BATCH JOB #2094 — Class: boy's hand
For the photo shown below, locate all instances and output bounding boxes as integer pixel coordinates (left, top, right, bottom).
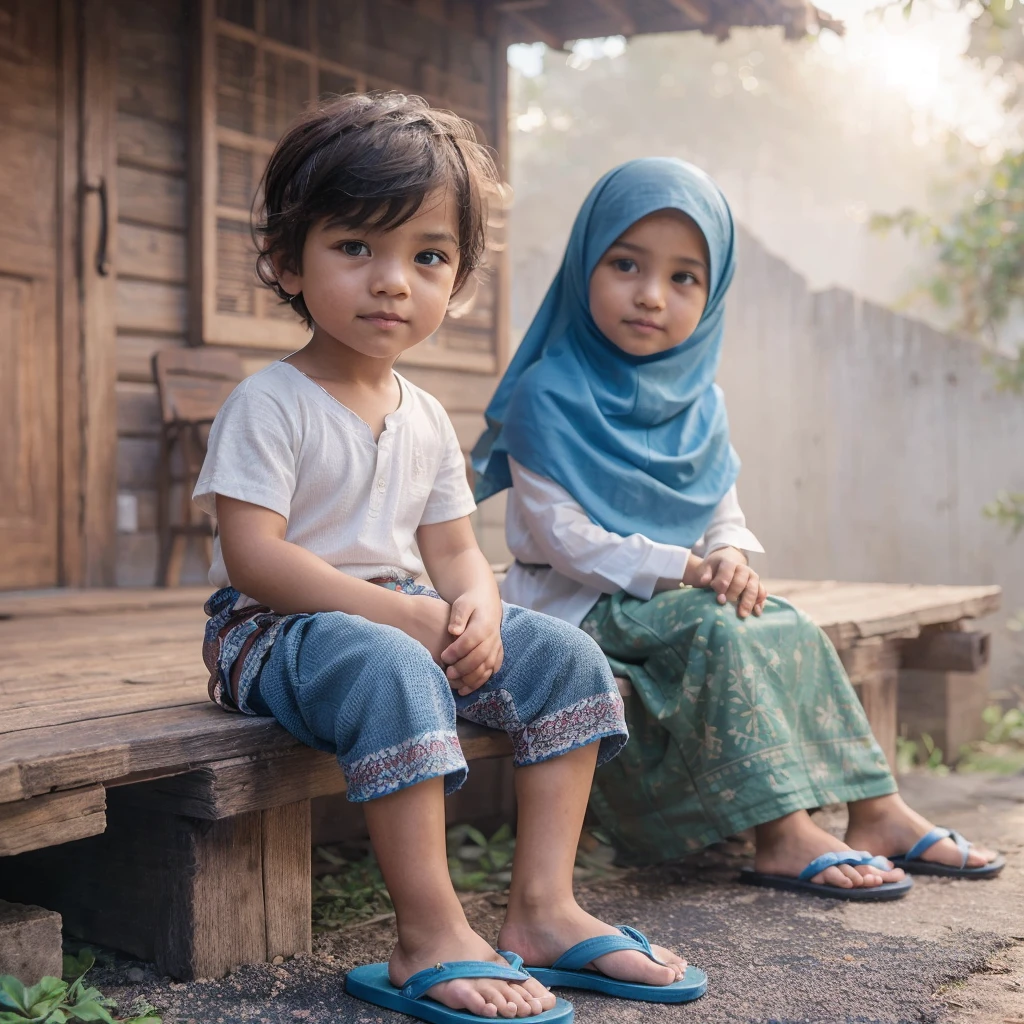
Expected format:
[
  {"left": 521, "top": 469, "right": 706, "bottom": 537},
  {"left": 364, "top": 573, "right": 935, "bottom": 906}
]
[
  {"left": 405, "top": 594, "right": 455, "bottom": 666},
  {"left": 441, "top": 590, "right": 504, "bottom": 696},
  {"left": 690, "top": 547, "right": 767, "bottom": 618}
]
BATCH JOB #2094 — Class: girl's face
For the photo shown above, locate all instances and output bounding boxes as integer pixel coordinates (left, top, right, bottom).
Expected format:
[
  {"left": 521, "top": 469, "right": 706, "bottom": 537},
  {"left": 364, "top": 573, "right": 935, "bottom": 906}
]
[{"left": 588, "top": 209, "right": 710, "bottom": 357}]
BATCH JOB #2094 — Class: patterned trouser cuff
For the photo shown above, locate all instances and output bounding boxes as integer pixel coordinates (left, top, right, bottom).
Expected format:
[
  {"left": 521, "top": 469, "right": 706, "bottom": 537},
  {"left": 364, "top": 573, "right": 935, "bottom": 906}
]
[
  {"left": 343, "top": 729, "right": 468, "bottom": 802},
  {"left": 459, "top": 690, "right": 627, "bottom": 767}
]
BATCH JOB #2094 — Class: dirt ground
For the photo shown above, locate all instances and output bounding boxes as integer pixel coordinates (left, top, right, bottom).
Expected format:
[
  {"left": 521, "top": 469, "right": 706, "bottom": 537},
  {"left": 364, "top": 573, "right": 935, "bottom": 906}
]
[{"left": 93, "top": 769, "right": 1024, "bottom": 1024}]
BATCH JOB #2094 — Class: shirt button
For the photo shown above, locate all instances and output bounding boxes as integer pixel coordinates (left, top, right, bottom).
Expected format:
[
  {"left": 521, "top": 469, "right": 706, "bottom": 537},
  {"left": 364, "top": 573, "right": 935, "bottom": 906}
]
[{"left": 377, "top": 479, "right": 385, "bottom": 491}]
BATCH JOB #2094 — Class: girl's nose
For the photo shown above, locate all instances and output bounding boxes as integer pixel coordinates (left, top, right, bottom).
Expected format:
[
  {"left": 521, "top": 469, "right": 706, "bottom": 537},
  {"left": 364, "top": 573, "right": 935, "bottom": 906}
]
[{"left": 636, "top": 277, "right": 666, "bottom": 310}]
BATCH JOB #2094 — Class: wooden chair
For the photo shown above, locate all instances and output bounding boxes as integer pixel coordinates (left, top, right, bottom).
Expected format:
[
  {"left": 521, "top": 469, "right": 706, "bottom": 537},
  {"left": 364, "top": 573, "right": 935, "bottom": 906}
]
[{"left": 153, "top": 349, "right": 245, "bottom": 587}]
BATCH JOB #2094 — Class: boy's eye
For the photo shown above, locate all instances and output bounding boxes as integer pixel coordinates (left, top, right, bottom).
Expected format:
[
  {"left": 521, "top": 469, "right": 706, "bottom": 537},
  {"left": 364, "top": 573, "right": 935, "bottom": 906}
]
[
  {"left": 612, "top": 258, "right": 637, "bottom": 273},
  {"left": 340, "top": 241, "right": 370, "bottom": 257},
  {"left": 414, "top": 250, "right": 448, "bottom": 267}
]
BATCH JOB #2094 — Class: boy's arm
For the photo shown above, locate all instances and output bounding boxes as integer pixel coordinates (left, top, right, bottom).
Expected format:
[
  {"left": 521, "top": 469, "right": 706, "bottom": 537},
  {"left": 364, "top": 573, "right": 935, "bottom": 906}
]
[
  {"left": 416, "top": 515, "right": 503, "bottom": 695},
  {"left": 216, "top": 495, "right": 453, "bottom": 661}
]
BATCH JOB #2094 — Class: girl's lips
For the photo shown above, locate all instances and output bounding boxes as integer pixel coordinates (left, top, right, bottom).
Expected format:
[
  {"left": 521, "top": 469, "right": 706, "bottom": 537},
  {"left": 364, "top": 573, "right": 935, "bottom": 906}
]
[{"left": 624, "top": 318, "right": 664, "bottom": 333}]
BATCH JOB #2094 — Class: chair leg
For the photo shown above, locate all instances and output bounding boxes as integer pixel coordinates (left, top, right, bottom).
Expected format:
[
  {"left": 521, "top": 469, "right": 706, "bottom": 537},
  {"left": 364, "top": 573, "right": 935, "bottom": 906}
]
[{"left": 155, "top": 435, "right": 173, "bottom": 587}]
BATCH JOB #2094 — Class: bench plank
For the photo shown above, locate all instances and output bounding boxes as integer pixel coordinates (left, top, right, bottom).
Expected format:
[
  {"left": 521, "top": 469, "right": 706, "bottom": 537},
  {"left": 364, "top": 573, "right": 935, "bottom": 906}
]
[
  {"left": 0, "top": 786, "right": 107, "bottom": 856},
  {"left": 115, "top": 723, "right": 514, "bottom": 820}
]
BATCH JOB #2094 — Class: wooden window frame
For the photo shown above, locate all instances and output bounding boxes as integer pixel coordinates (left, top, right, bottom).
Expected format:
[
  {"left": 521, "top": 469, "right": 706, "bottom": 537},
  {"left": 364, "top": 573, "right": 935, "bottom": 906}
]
[{"left": 190, "top": 0, "right": 502, "bottom": 375}]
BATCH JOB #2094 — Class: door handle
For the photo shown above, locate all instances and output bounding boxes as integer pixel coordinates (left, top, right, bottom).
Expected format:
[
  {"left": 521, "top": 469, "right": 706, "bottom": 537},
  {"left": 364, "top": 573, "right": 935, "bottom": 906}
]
[{"left": 84, "top": 178, "right": 111, "bottom": 276}]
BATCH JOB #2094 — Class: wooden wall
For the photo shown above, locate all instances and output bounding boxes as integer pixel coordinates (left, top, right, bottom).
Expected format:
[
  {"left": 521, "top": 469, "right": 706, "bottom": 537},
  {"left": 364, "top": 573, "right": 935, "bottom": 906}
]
[{"left": 112, "top": 0, "right": 509, "bottom": 586}]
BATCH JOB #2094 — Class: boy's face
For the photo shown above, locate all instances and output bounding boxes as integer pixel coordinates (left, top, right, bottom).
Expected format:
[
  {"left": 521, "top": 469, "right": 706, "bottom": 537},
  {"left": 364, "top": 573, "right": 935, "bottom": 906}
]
[
  {"left": 279, "top": 188, "right": 460, "bottom": 360},
  {"left": 588, "top": 209, "right": 710, "bottom": 358}
]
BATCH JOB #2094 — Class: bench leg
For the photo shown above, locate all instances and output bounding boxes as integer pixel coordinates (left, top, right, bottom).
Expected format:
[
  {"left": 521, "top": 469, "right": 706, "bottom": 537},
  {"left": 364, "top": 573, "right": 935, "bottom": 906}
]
[
  {"left": 898, "top": 666, "right": 991, "bottom": 763},
  {"left": 0, "top": 793, "right": 311, "bottom": 980}
]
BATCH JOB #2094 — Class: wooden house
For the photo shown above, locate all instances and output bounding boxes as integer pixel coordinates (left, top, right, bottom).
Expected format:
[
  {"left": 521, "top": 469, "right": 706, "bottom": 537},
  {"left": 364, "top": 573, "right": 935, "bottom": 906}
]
[{"left": 0, "top": 0, "right": 833, "bottom": 594}]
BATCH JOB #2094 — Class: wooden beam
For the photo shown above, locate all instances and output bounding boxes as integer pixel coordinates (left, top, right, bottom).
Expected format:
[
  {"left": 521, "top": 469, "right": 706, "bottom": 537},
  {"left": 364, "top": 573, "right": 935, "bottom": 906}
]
[
  {"left": 0, "top": 786, "right": 106, "bottom": 857},
  {"left": 900, "top": 628, "right": 990, "bottom": 673},
  {"left": 592, "top": 0, "right": 637, "bottom": 36},
  {"left": 0, "top": 793, "right": 312, "bottom": 980},
  {"left": 58, "top": 0, "right": 84, "bottom": 586},
  {"left": 117, "top": 722, "right": 514, "bottom": 820},
  {"left": 899, "top": 667, "right": 990, "bottom": 763},
  {"left": 80, "top": 0, "right": 119, "bottom": 585},
  {"left": 500, "top": 9, "right": 564, "bottom": 50},
  {"left": 663, "top": 0, "right": 711, "bottom": 26}
]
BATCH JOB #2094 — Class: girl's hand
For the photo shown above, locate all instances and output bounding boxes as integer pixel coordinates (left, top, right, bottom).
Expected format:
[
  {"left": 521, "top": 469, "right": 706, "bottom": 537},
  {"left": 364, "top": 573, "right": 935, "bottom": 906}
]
[
  {"left": 692, "top": 547, "right": 767, "bottom": 618},
  {"left": 405, "top": 594, "right": 455, "bottom": 665},
  {"left": 441, "top": 590, "right": 505, "bottom": 696}
]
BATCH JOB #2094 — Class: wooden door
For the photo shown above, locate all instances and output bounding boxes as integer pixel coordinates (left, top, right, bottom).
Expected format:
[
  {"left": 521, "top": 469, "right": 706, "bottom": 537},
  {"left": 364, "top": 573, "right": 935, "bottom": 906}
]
[{"left": 0, "top": 0, "right": 63, "bottom": 588}]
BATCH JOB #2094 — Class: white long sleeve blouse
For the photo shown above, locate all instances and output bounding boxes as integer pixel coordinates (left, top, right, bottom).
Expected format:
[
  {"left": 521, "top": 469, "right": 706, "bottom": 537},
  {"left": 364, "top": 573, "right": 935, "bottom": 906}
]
[{"left": 500, "top": 456, "right": 764, "bottom": 626}]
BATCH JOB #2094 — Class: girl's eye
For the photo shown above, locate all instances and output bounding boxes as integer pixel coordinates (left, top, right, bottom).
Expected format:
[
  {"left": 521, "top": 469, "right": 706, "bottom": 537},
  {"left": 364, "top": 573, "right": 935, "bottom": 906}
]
[
  {"left": 673, "top": 271, "right": 698, "bottom": 285},
  {"left": 414, "top": 250, "right": 448, "bottom": 267},
  {"left": 612, "top": 258, "right": 637, "bottom": 273},
  {"left": 340, "top": 241, "right": 370, "bottom": 257}
]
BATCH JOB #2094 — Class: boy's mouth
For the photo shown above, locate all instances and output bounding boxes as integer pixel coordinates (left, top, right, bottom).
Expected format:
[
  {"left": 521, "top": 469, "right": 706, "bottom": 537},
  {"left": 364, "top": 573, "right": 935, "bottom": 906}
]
[{"left": 359, "top": 311, "right": 409, "bottom": 329}]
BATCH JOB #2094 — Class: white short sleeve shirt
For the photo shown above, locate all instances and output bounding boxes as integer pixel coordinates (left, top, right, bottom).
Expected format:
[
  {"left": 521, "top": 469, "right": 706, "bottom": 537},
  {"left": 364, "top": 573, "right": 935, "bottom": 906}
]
[{"left": 194, "top": 361, "right": 476, "bottom": 594}]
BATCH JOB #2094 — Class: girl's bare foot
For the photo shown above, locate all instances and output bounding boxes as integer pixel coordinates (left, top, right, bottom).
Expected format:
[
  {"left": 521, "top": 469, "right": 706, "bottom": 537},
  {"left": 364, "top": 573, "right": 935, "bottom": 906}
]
[
  {"left": 755, "top": 810, "right": 906, "bottom": 889},
  {"left": 497, "top": 898, "right": 686, "bottom": 987},
  {"left": 389, "top": 923, "right": 556, "bottom": 1019},
  {"left": 845, "top": 793, "right": 998, "bottom": 869}
]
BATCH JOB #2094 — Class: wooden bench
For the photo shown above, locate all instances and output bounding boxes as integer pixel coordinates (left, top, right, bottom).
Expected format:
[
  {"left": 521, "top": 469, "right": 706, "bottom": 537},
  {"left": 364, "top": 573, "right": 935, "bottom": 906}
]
[{"left": 0, "top": 580, "right": 1001, "bottom": 979}]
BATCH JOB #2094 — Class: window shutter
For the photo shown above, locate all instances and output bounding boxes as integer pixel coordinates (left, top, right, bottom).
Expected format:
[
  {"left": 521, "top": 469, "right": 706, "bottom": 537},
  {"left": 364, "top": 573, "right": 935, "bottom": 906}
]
[{"left": 193, "top": 0, "right": 505, "bottom": 373}]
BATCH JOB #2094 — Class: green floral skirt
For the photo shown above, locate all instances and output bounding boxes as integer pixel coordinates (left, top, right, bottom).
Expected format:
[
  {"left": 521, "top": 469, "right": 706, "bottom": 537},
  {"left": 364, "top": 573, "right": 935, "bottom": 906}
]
[{"left": 581, "top": 587, "right": 897, "bottom": 864}]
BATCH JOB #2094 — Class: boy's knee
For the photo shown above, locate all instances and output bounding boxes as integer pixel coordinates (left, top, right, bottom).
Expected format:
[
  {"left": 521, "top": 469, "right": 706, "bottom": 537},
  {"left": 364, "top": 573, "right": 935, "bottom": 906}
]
[{"left": 502, "top": 604, "right": 614, "bottom": 684}]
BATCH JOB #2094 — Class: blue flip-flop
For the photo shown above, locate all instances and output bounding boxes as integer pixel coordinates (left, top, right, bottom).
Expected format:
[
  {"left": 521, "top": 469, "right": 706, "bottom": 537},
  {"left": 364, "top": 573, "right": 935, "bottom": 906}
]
[
  {"left": 739, "top": 850, "right": 914, "bottom": 900},
  {"left": 521, "top": 925, "right": 707, "bottom": 1003},
  {"left": 345, "top": 952, "right": 573, "bottom": 1023},
  {"left": 890, "top": 827, "right": 1005, "bottom": 879}
]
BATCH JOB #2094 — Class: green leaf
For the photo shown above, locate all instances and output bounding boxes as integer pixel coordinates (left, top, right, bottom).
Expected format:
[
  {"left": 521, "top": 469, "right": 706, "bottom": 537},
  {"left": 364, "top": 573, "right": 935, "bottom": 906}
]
[
  {"left": 61, "top": 953, "right": 94, "bottom": 985},
  {"left": 460, "top": 826, "right": 490, "bottom": 849},
  {"left": 489, "top": 823, "right": 513, "bottom": 845},
  {"left": 62, "top": 1000, "right": 116, "bottom": 1024},
  {"left": 25, "top": 980, "right": 67, "bottom": 1019},
  {"left": 0, "top": 978, "right": 30, "bottom": 1013}
]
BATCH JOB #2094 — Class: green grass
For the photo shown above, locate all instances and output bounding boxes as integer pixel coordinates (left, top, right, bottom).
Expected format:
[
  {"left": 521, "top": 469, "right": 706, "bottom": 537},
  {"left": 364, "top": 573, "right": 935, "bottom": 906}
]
[{"left": 311, "top": 824, "right": 625, "bottom": 932}]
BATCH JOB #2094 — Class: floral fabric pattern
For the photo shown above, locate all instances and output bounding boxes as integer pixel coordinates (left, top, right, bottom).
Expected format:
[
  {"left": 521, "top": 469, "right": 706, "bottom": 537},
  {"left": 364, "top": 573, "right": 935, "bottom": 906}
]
[{"left": 581, "top": 587, "right": 896, "bottom": 864}]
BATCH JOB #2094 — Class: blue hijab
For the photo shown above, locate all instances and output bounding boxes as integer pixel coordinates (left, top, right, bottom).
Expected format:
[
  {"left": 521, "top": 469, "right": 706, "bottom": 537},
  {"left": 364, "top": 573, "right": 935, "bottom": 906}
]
[{"left": 471, "top": 157, "right": 740, "bottom": 547}]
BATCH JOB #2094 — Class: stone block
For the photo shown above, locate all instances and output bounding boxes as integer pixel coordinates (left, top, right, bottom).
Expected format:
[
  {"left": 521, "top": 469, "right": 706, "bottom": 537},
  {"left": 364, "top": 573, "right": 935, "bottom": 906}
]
[{"left": 0, "top": 900, "right": 62, "bottom": 983}]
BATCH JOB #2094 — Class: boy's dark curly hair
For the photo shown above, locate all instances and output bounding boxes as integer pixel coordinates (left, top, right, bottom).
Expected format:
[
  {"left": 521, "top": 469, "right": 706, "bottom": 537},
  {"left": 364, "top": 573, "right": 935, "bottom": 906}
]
[{"left": 255, "top": 91, "right": 502, "bottom": 328}]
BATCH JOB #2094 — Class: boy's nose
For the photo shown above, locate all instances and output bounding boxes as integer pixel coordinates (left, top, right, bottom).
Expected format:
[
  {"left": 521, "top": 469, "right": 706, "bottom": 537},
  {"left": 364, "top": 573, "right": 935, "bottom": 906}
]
[{"left": 370, "top": 262, "right": 411, "bottom": 297}]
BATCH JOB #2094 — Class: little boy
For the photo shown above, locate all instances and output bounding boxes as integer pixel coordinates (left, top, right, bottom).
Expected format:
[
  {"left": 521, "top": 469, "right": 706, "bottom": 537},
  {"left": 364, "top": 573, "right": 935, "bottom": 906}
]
[{"left": 195, "top": 92, "right": 690, "bottom": 1021}]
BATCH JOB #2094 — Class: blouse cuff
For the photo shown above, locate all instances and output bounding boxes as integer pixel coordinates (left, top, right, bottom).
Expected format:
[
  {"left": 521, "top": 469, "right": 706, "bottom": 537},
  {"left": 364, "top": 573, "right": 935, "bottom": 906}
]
[
  {"left": 626, "top": 542, "right": 691, "bottom": 600},
  {"left": 702, "top": 525, "right": 764, "bottom": 556}
]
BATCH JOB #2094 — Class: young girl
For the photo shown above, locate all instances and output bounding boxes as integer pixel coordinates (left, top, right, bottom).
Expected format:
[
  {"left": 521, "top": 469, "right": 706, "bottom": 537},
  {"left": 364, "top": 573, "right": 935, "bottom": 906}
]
[
  {"left": 195, "top": 97, "right": 707, "bottom": 1023},
  {"left": 473, "top": 157, "right": 1003, "bottom": 900}
]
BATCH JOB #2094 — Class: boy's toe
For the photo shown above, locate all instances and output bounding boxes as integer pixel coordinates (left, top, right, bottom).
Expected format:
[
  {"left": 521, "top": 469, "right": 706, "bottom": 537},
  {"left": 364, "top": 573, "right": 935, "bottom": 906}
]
[{"left": 521, "top": 977, "right": 555, "bottom": 1010}]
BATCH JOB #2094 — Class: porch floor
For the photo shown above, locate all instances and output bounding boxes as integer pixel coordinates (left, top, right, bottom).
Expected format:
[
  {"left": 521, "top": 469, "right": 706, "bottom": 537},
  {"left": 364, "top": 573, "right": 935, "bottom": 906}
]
[{"left": 0, "top": 579, "right": 1001, "bottom": 813}]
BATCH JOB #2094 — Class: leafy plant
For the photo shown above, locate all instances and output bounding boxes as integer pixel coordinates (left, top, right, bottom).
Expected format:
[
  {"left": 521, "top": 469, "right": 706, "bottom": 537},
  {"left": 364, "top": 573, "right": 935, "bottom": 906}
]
[
  {"left": 311, "top": 847, "right": 393, "bottom": 931},
  {"left": 894, "top": 732, "right": 949, "bottom": 774},
  {"left": 0, "top": 950, "right": 159, "bottom": 1024},
  {"left": 446, "top": 823, "right": 516, "bottom": 892}
]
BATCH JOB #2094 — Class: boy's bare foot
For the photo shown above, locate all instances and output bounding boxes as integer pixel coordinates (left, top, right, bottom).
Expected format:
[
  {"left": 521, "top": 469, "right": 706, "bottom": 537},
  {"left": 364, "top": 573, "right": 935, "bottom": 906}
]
[
  {"left": 497, "top": 902, "right": 686, "bottom": 987},
  {"left": 754, "top": 810, "right": 906, "bottom": 889},
  {"left": 845, "top": 793, "right": 998, "bottom": 869},
  {"left": 389, "top": 923, "right": 556, "bottom": 1019}
]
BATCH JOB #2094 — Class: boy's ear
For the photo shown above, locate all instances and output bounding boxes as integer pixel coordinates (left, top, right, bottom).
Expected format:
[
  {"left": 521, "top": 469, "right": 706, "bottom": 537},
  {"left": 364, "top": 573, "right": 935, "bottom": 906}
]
[{"left": 276, "top": 258, "right": 302, "bottom": 298}]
